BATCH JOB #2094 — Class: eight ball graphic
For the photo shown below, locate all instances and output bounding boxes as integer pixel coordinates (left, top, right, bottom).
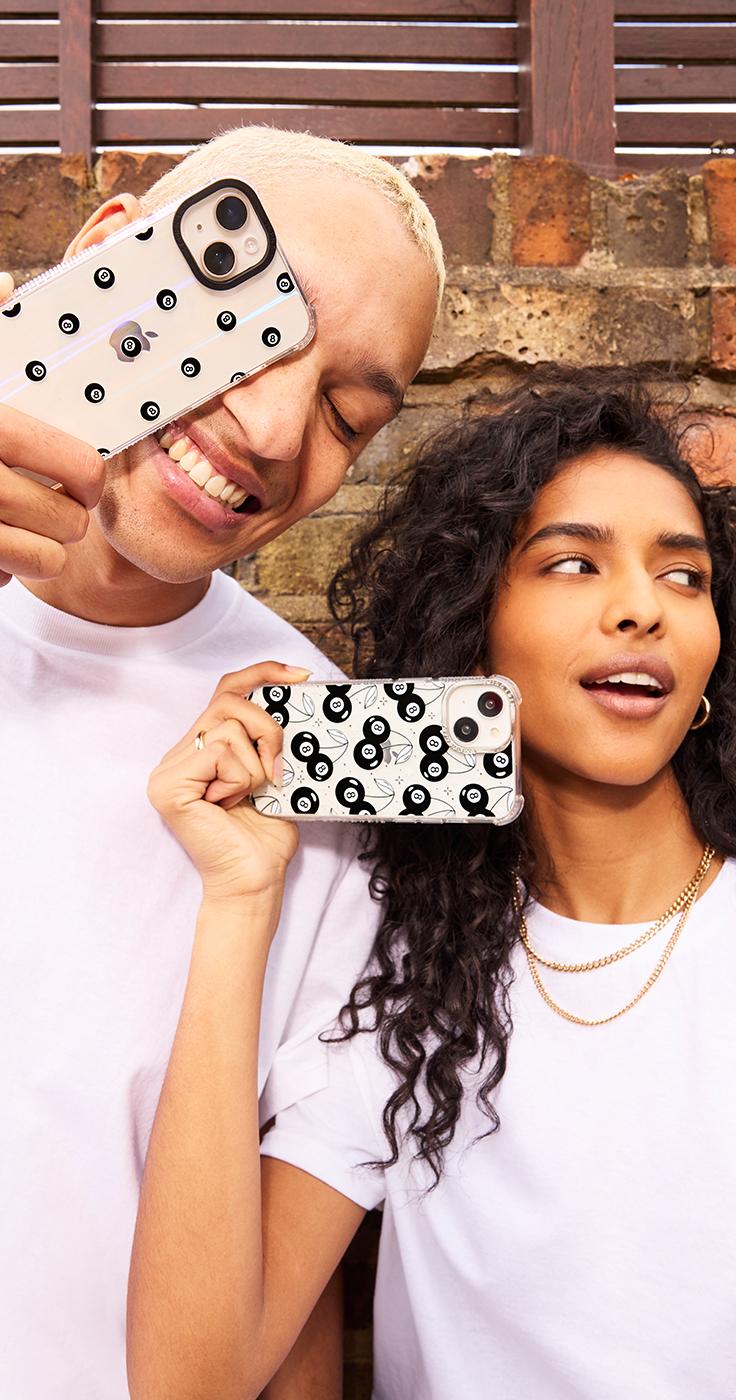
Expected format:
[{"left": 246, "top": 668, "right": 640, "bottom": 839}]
[
  {"left": 217, "top": 310, "right": 237, "bottom": 332},
  {"left": 85, "top": 383, "right": 105, "bottom": 403},
  {"left": 420, "top": 753, "right": 448, "bottom": 783},
  {"left": 459, "top": 784, "right": 491, "bottom": 817},
  {"left": 277, "top": 273, "right": 294, "bottom": 294},
  {"left": 335, "top": 778, "right": 375, "bottom": 816},
  {"left": 353, "top": 739, "right": 382, "bottom": 771},
  {"left": 140, "top": 401, "right": 160, "bottom": 421},
  {"left": 364, "top": 715, "right": 390, "bottom": 744},
  {"left": 156, "top": 289, "right": 177, "bottom": 311},
  {"left": 291, "top": 732, "right": 318, "bottom": 763},
  {"left": 291, "top": 788, "right": 319, "bottom": 815},
  {"left": 400, "top": 785, "right": 431, "bottom": 816},
  {"left": 322, "top": 686, "right": 352, "bottom": 723},
  {"left": 262, "top": 327, "right": 281, "bottom": 348},
  {"left": 181, "top": 357, "right": 201, "bottom": 378},
  {"left": 25, "top": 361, "right": 46, "bottom": 382},
  {"left": 121, "top": 335, "right": 142, "bottom": 359},
  {"left": 308, "top": 755, "right": 334, "bottom": 783},
  {"left": 59, "top": 313, "right": 79, "bottom": 335},
  {"left": 94, "top": 267, "right": 115, "bottom": 289}
]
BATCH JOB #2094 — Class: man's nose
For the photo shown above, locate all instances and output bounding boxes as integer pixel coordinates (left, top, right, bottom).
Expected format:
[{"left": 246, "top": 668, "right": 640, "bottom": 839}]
[
  {"left": 222, "top": 357, "right": 313, "bottom": 463},
  {"left": 600, "top": 568, "right": 665, "bottom": 638}
]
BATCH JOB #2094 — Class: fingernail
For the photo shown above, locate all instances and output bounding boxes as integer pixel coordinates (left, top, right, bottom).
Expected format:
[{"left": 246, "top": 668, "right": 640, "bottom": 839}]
[
  {"left": 273, "top": 755, "right": 284, "bottom": 785},
  {"left": 283, "top": 665, "right": 311, "bottom": 677}
]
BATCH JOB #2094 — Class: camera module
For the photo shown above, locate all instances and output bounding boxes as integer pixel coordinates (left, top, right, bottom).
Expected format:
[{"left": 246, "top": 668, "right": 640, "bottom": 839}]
[
  {"left": 202, "top": 241, "right": 236, "bottom": 278},
  {"left": 452, "top": 716, "right": 479, "bottom": 744},
  {"left": 478, "top": 690, "right": 503, "bottom": 719},
  {"left": 215, "top": 196, "right": 248, "bottom": 231}
]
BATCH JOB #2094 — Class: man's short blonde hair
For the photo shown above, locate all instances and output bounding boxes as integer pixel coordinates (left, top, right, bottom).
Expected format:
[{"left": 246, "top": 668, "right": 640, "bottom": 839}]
[{"left": 140, "top": 124, "right": 445, "bottom": 311}]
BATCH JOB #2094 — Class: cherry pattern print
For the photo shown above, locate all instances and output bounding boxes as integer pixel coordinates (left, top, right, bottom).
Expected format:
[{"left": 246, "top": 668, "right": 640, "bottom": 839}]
[{"left": 250, "top": 680, "right": 522, "bottom": 824}]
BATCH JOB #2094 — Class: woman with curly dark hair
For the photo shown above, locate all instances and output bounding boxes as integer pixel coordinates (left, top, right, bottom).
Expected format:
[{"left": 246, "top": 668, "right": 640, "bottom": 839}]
[{"left": 128, "top": 370, "right": 736, "bottom": 1400}]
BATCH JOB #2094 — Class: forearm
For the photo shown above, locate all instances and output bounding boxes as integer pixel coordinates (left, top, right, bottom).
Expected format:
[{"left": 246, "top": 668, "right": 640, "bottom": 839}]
[
  {"left": 262, "top": 1267, "right": 343, "bottom": 1400},
  {"left": 127, "top": 891, "right": 281, "bottom": 1400}
]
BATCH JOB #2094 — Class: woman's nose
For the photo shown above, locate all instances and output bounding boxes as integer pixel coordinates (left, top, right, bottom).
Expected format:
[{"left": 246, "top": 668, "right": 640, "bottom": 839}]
[{"left": 601, "top": 571, "right": 665, "bottom": 638}]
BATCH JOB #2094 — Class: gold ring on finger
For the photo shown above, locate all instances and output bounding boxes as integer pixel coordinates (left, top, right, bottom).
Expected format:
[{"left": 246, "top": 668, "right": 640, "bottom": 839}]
[{"left": 194, "top": 730, "right": 207, "bottom": 751}]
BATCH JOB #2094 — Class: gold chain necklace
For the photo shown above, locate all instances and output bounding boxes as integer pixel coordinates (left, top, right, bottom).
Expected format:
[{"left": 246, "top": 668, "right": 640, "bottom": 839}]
[
  {"left": 518, "top": 844, "right": 715, "bottom": 973},
  {"left": 513, "top": 845, "right": 716, "bottom": 1028}
]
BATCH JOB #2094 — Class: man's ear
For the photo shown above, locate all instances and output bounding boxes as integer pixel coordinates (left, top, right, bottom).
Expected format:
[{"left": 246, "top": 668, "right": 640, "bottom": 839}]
[{"left": 64, "top": 192, "right": 143, "bottom": 260}]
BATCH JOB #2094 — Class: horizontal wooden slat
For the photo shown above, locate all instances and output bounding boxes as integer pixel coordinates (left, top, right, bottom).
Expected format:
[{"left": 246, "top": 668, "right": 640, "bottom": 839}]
[
  {"left": 616, "top": 23, "right": 736, "bottom": 60},
  {"left": 617, "top": 110, "right": 736, "bottom": 143},
  {"left": 97, "top": 64, "right": 517, "bottom": 107},
  {"left": 0, "top": 23, "right": 57, "bottom": 57},
  {"left": 617, "top": 1, "right": 734, "bottom": 14},
  {"left": 97, "top": 105, "right": 517, "bottom": 145},
  {"left": 0, "top": 0, "right": 55, "bottom": 11},
  {"left": 96, "top": 21, "right": 516, "bottom": 63},
  {"left": 99, "top": 0, "right": 516, "bottom": 14},
  {"left": 0, "top": 62, "right": 57, "bottom": 98},
  {"left": 617, "top": 64, "right": 736, "bottom": 101},
  {"left": 0, "top": 107, "right": 57, "bottom": 137}
]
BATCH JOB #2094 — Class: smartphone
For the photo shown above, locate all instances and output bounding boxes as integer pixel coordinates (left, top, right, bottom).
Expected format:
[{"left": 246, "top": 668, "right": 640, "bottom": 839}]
[
  {"left": 250, "top": 676, "right": 523, "bottom": 824},
  {"left": 0, "top": 178, "right": 314, "bottom": 464}
]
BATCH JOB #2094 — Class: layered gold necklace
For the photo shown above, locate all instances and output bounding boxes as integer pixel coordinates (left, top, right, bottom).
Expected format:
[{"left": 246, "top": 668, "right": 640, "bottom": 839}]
[{"left": 512, "top": 844, "right": 716, "bottom": 1028}]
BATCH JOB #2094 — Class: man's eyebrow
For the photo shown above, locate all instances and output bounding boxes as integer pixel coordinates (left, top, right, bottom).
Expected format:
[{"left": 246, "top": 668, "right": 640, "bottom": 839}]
[
  {"left": 357, "top": 362, "right": 405, "bottom": 418},
  {"left": 520, "top": 522, "right": 615, "bottom": 553},
  {"left": 288, "top": 266, "right": 405, "bottom": 418}
]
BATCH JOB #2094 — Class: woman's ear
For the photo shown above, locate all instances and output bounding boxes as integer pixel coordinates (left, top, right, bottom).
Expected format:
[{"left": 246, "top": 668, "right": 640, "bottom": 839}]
[{"left": 64, "top": 192, "right": 143, "bottom": 260}]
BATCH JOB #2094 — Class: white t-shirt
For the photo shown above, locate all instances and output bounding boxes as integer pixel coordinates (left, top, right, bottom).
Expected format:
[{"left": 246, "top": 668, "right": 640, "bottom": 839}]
[
  {"left": 0, "top": 570, "right": 378, "bottom": 1400},
  {"left": 264, "top": 858, "right": 736, "bottom": 1400}
]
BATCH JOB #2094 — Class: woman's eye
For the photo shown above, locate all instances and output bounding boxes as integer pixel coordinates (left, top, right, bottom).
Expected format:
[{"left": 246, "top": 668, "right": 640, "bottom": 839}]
[
  {"left": 325, "top": 396, "right": 359, "bottom": 444},
  {"left": 547, "top": 555, "right": 594, "bottom": 576},
  {"left": 664, "top": 566, "right": 707, "bottom": 590}
]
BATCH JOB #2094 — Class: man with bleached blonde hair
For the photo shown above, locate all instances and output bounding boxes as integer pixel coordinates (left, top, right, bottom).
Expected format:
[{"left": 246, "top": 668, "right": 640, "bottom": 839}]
[{"left": 0, "top": 124, "right": 442, "bottom": 1399}]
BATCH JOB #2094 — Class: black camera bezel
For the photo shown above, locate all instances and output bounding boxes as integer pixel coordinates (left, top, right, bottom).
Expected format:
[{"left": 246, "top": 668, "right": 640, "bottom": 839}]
[{"left": 173, "top": 179, "right": 277, "bottom": 292}]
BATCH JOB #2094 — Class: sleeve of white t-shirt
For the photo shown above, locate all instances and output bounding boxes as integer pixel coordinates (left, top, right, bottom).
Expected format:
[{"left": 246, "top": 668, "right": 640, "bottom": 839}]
[
  {"left": 261, "top": 1034, "right": 387, "bottom": 1211},
  {"left": 259, "top": 825, "right": 380, "bottom": 1124}
]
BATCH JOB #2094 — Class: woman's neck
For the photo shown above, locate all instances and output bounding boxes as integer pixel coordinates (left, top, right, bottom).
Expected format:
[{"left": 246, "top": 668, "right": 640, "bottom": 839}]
[{"left": 524, "top": 761, "right": 719, "bottom": 924}]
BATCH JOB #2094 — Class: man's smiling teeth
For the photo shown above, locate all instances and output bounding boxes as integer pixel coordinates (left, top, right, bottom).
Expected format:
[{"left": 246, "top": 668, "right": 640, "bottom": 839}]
[{"left": 158, "top": 428, "right": 251, "bottom": 509}]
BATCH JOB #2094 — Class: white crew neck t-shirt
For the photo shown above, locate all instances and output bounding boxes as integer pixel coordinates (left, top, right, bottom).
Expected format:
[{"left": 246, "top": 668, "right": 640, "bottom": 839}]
[
  {"left": 0, "top": 571, "right": 378, "bottom": 1400},
  {"left": 264, "top": 858, "right": 736, "bottom": 1400}
]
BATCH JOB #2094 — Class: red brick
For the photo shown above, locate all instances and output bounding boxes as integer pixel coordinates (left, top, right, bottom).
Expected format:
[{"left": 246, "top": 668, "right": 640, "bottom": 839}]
[
  {"left": 0, "top": 153, "right": 93, "bottom": 270},
  {"left": 400, "top": 153, "right": 494, "bottom": 266},
  {"left": 681, "top": 411, "right": 736, "bottom": 484},
  {"left": 703, "top": 159, "right": 736, "bottom": 267},
  {"left": 95, "top": 150, "right": 181, "bottom": 202},
  {"left": 510, "top": 156, "right": 590, "bottom": 267},
  {"left": 711, "top": 288, "right": 736, "bottom": 371}
]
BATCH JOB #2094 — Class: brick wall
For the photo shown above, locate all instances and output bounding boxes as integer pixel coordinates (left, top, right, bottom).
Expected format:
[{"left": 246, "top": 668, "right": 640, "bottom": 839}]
[
  {"left": 3, "top": 151, "right": 735, "bottom": 677},
  {"left": 2, "top": 151, "right": 735, "bottom": 1398}
]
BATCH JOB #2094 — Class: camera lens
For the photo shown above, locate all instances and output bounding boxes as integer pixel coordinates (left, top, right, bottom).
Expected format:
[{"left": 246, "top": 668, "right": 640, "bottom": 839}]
[
  {"left": 452, "top": 716, "right": 479, "bottom": 744},
  {"left": 215, "top": 196, "right": 248, "bottom": 231},
  {"left": 203, "top": 241, "right": 235, "bottom": 278},
  {"left": 478, "top": 690, "right": 503, "bottom": 718}
]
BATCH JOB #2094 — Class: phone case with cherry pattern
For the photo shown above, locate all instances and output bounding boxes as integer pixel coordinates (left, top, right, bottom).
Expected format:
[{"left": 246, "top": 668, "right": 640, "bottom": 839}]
[{"left": 249, "top": 677, "right": 523, "bottom": 824}]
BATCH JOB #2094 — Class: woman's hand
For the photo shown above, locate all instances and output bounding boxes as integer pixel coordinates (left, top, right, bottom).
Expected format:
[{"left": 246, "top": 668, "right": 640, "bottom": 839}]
[
  {"left": 0, "top": 273, "right": 105, "bottom": 586},
  {"left": 148, "top": 662, "right": 310, "bottom": 904}
]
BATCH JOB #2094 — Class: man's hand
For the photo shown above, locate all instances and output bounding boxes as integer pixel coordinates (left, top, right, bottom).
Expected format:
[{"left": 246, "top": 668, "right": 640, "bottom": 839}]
[{"left": 0, "top": 272, "right": 105, "bottom": 586}]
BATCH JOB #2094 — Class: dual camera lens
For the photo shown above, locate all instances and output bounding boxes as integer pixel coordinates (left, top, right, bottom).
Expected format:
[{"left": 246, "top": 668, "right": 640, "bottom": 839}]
[
  {"left": 451, "top": 690, "right": 504, "bottom": 745},
  {"left": 202, "top": 196, "right": 249, "bottom": 279}
]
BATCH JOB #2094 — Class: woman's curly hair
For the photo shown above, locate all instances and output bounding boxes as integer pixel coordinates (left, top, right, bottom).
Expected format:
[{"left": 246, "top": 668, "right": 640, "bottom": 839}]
[{"left": 327, "top": 368, "right": 736, "bottom": 1186}]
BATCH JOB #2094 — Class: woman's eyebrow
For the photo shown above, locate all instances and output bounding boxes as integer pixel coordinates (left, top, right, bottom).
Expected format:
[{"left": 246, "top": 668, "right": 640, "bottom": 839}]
[
  {"left": 520, "top": 522, "right": 615, "bottom": 553},
  {"left": 656, "top": 530, "right": 711, "bottom": 558}
]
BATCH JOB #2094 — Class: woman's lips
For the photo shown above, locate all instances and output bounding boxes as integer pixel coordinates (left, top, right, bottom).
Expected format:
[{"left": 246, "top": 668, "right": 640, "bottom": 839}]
[{"left": 580, "top": 684, "right": 670, "bottom": 719}]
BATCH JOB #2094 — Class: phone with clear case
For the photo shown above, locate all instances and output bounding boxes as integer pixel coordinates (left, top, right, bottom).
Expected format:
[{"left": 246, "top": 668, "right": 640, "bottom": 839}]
[
  {"left": 250, "top": 676, "right": 523, "bottom": 824},
  {"left": 0, "top": 177, "right": 314, "bottom": 461}
]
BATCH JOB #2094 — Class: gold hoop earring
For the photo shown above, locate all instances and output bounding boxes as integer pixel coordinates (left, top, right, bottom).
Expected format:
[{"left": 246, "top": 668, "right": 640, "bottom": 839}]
[{"left": 690, "top": 695, "right": 711, "bottom": 731}]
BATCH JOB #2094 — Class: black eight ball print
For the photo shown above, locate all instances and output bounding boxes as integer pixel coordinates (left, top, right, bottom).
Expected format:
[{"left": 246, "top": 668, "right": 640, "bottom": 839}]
[
  {"left": 94, "top": 267, "right": 115, "bottom": 289},
  {"left": 156, "top": 289, "right": 177, "bottom": 311}
]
